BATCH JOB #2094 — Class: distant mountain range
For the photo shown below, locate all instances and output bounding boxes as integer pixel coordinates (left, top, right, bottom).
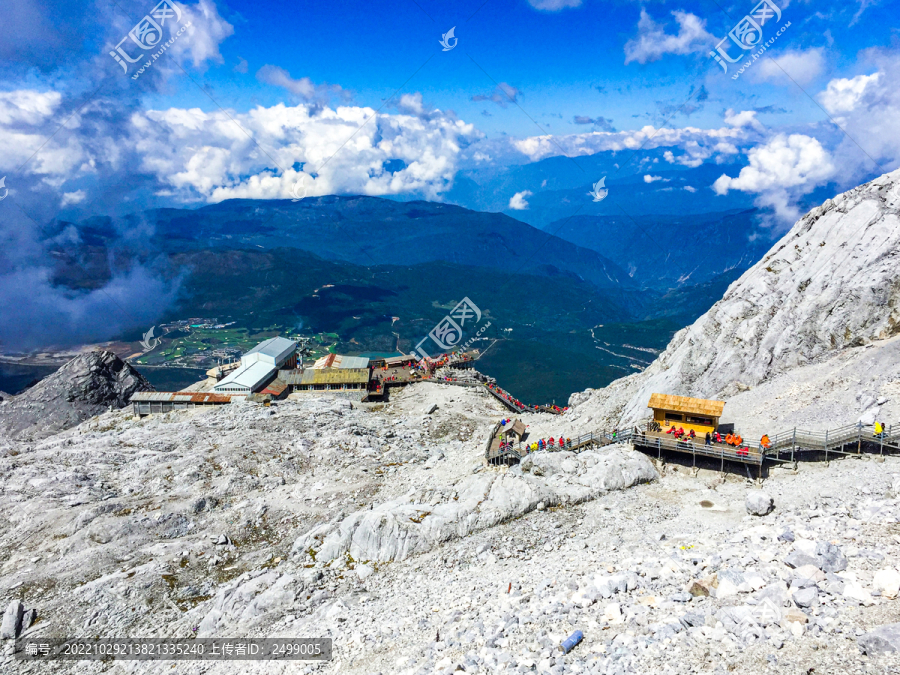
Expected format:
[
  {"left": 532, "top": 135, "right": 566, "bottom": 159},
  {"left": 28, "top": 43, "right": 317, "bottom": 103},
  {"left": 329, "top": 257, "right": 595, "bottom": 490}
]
[
  {"left": 541, "top": 209, "right": 774, "bottom": 287},
  {"left": 71, "top": 197, "right": 635, "bottom": 292},
  {"left": 43, "top": 187, "right": 783, "bottom": 402}
]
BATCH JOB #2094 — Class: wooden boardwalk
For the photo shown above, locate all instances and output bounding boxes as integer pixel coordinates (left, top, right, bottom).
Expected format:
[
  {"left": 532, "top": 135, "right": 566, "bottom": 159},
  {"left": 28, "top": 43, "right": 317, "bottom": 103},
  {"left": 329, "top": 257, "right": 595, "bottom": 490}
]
[{"left": 483, "top": 419, "right": 899, "bottom": 474}]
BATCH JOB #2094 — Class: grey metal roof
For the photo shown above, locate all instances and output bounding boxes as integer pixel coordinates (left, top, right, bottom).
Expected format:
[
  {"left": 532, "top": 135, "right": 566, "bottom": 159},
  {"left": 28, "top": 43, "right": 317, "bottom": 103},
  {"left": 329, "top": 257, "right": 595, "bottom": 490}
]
[
  {"left": 243, "top": 337, "right": 297, "bottom": 361},
  {"left": 336, "top": 356, "right": 369, "bottom": 369},
  {"left": 214, "top": 361, "right": 276, "bottom": 391},
  {"left": 131, "top": 392, "right": 233, "bottom": 403}
]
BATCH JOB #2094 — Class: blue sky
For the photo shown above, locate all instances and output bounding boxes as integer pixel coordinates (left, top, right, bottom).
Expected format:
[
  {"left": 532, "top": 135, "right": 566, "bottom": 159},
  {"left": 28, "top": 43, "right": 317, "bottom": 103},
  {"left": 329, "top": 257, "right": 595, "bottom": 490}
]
[
  {"left": 0, "top": 0, "right": 899, "bottom": 224},
  {"left": 145, "top": 0, "right": 896, "bottom": 134}
]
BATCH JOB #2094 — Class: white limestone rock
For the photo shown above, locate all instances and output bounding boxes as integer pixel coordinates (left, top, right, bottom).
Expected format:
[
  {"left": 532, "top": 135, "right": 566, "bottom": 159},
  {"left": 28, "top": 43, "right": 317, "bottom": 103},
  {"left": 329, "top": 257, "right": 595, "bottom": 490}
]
[{"left": 745, "top": 490, "right": 774, "bottom": 516}]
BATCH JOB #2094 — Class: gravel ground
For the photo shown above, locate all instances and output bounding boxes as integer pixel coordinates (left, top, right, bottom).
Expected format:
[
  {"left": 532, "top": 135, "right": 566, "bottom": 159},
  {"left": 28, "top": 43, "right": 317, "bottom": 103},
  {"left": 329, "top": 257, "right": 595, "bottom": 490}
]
[{"left": 1, "top": 382, "right": 899, "bottom": 674}]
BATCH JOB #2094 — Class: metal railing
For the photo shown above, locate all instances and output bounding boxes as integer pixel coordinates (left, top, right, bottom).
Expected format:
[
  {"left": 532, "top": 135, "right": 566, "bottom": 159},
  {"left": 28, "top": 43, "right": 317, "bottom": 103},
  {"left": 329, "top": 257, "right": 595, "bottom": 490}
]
[
  {"left": 483, "top": 415, "right": 900, "bottom": 471},
  {"left": 767, "top": 421, "right": 898, "bottom": 461}
]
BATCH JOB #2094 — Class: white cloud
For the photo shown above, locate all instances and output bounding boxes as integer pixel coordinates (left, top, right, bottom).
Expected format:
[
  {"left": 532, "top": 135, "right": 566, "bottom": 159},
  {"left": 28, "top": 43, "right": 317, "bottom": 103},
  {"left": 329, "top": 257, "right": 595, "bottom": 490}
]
[
  {"left": 814, "top": 51, "right": 900, "bottom": 185},
  {"left": 819, "top": 72, "right": 881, "bottom": 114},
  {"left": 624, "top": 11, "right": 714, "bottom": 65},
  {"left": 753, "top": 48, "right": 826, "bottom": 86},
  {"left": 0, "top": 88, "right": 481, "bottom": 204},
  {"left": 508, "top": 190, "right": 532, "bottom": 210},
  {"left": 397, "top": 93, "right": 426, "bottom": 116},
  {"left": 175, "top": 0, "right": 234, "bottom": 70},
  {"left": 256, "top": 65, "right": 346, "bottom": 102},
  {"left": 61, "top": 190, "right": 86, "bottom": 206},
  {"left": 513, "top": 124, "right": 746, "bottom": 164},
  {"left": 724, "top": 109, "right": 765, "bottom": 133},
  {"left": 713, "top": 134, "right": 835, "bottom": 223},
  {"left": 643, "top": 175, "right": 665, "bottom": 183},
  {"left": 683, "top": 186, "right": 697, "bottom": 193},
  {"left": 0, "top": 90, "right": 61, "bottom": 125},
  {"left": 528, "top": 0, "right": 581, "bottom": 10}
]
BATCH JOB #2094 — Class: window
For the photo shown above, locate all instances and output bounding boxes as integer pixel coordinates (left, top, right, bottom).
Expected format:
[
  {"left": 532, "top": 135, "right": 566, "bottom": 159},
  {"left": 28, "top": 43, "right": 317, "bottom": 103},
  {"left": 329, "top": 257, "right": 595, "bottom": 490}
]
[
  {"left": 664, "top": 412, "right": 683, "bottom": 421},
  {"left": 688, "top": 416, "right": 713, "bottom": 426}
]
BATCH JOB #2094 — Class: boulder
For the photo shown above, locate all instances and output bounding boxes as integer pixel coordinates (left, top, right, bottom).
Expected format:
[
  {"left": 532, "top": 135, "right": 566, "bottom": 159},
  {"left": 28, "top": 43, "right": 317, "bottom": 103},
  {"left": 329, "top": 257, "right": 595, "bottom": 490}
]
[
  {"left": 0, "top": 600, "right": 24, "bottom": 639},
  {"left": 815, "top": 541, "right": 847, "bottom": 573},
  {"left": 783, "top": 608, "right": 808, "bottom": 624},
  {"left": 783, "top": 551, "right": 819, "bottom": 570},
  {"left": 858, "top": 623, "right": 900, "bottom": 655},
  {"left": 746, "top": 491, "right": 774, "bottom": 516},
  {"left": 874, "top": 569, "right": 900, "bottom": 599},
  {"left": 686, "top": 580, "right": 711, "bottom": 597},
  {"left": 792, "top": 586, "right": 818, "bottom": 608}
]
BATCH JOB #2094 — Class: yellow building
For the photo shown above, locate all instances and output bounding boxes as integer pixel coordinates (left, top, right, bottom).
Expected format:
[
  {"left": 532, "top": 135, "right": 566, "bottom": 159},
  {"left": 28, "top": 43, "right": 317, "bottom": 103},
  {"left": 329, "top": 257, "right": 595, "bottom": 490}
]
[{"left": 648, "top": 393, "right": 725, "bottom": 436}]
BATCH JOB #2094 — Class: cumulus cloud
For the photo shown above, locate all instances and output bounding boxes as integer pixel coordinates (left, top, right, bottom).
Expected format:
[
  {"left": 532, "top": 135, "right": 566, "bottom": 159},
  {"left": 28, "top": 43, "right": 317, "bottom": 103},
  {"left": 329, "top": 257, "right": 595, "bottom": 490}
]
[
  {"left": 819, "top": 72, "right": 881, "bottom": 114},
  {"left": 753, "top": 48, "right": 826, "bottom": 85},
  {"left": 513, "top": 124, "right": 746, "bottom": 166},
  {"left": 508, "top": 190, "right": 532, "bottom": 210},
  {"left": 643, "top": 175, "right": 666, "bottom": 183},
  {"left": 724, "top": 109, "right": 766, "bottom": 133},
  {"left": 713, "top": 134, "right": 835, "bottom": 223},
  {"left": 472, "top": 83, "right": 520, "bottom": 108},
  {"left": 814, "top": 51, "right": 900, "bottom": 184},
  {"left": 0, "top": 90, "right": 62, "bottom": 125},
  {"left": 624, "top": 11, "right": 714, "bottom": 65},
  {"left": 0, "top": 0, "right": 235, "bottom": 351},
  {"left": 683, "top": 185, "right": 697, "bottom": 193}
]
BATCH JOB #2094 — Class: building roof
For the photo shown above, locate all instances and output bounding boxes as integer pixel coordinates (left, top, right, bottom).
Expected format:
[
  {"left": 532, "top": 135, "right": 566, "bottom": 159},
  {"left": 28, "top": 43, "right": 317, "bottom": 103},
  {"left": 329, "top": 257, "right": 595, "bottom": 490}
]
[
  {"left": 292, "top": 368, "right": 370, "bottom": 385},
  {"left": 243, "top": 336, "right": 297, "bottom": 362},
  {"left": 502, "top": 419, "right": 527, "bottom": 437},
  {"left": 384, "top": 354, "right": 417, "bottom": 366},
  {"left": 312, "top": 354, "right": 370, "bottom": 369},
  {"left": 260, "top": 378, "right": 288, "bottom": 396},
  {"left": 647, "top": 393, "right": 725, "bottom": 418},
  {"left": 214, "top": 360, "right": 276, "bottom": 391},
  {"left": 131, "top": 392, "right": 234, "bottom": 403}
]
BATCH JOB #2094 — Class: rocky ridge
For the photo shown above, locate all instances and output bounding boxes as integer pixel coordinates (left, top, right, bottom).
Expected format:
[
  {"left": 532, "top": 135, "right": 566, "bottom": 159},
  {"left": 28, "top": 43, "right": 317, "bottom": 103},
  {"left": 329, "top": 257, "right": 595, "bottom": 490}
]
[
  {"left": 568, "top": 168, "right": 900, "bottom": 429},
  {"left": 0, "top": 350, "right": 153, "bottom": 440}
]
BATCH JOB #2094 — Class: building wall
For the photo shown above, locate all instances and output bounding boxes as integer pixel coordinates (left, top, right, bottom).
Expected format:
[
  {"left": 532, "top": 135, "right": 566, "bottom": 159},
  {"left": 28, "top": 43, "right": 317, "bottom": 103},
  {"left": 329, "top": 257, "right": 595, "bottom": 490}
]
[{"left": 653, "top": 409, "right": 718, "bottom": 435}]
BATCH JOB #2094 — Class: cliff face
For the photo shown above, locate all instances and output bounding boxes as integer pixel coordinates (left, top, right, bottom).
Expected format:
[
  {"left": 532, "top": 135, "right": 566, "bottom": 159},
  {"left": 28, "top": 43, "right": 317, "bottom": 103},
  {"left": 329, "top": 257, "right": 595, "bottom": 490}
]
[
  {"left": 568, "top": 168, "right": 900, "bottom": 428},
  {"left": 0, "top": 350, "right": 153, "bottom": 440}
]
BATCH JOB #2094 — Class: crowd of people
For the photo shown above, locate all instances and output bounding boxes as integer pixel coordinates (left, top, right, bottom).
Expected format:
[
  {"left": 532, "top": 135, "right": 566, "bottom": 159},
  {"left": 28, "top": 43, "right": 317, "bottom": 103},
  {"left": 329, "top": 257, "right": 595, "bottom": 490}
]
[
  {"left": 486, "top": 382, "right": 527, "bottom": 412},
  {"left": 662, "top": 424, "right": 769, "bottom": 456}
]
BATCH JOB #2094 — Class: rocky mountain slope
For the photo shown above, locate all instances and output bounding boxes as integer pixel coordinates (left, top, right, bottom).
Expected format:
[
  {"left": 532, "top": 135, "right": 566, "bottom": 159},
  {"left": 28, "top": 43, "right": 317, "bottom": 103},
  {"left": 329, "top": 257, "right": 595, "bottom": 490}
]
[
  {"left": 0, "top": 350, "right": 152, "bottom": 440},
  {"left": 1, "top": 383, "right": 899, "bottom": 674},
  {"left": 567, "top": 168, "right": 900, "bottom": 430}
]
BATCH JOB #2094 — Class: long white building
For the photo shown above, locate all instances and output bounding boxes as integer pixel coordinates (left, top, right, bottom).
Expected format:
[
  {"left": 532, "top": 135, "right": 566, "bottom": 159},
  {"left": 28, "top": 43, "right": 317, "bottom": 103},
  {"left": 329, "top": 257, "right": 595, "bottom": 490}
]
[{"left": 213, "top": 337, "right": 298, "bottom": 395}]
